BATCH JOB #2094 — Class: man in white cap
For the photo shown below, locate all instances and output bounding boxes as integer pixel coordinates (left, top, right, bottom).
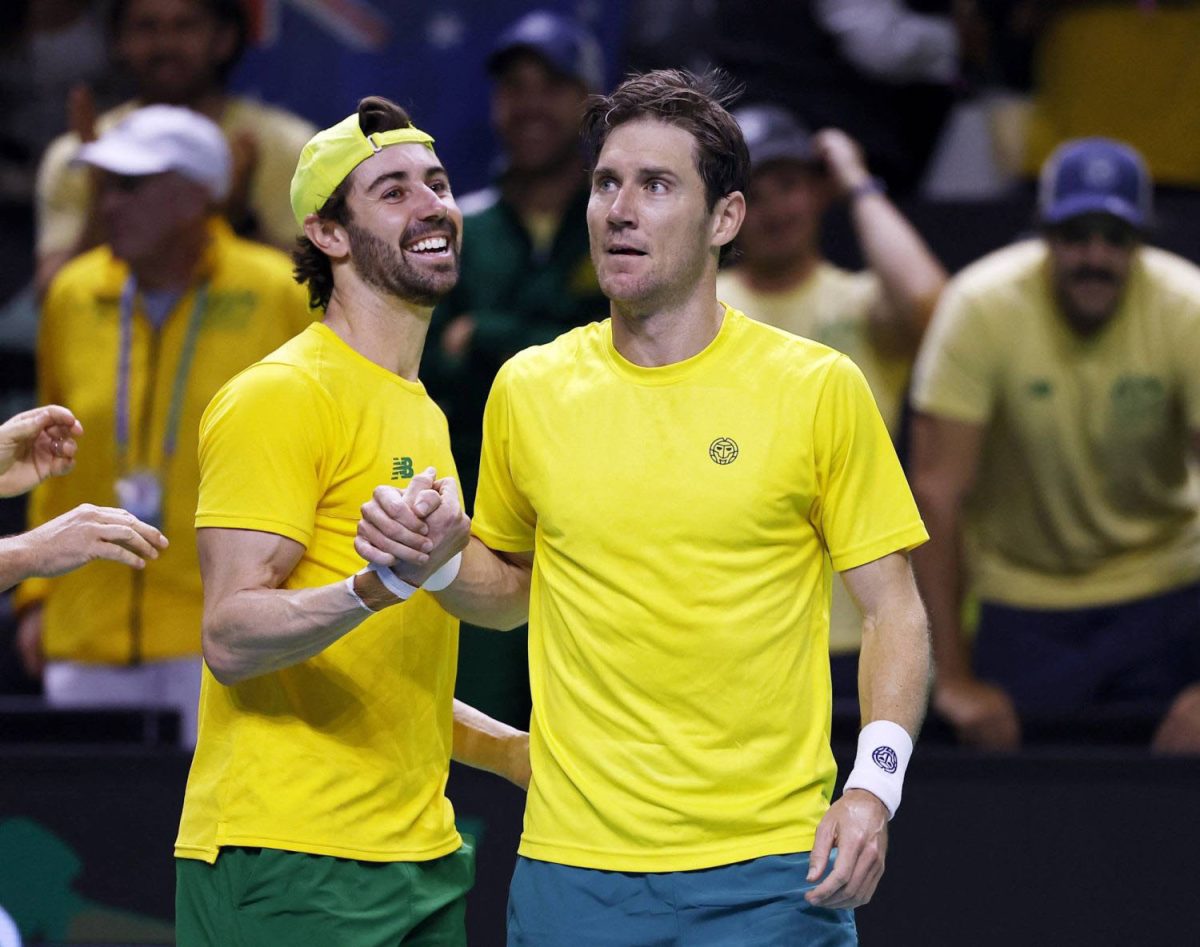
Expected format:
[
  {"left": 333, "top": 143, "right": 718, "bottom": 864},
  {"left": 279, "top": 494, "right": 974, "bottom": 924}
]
[
  {"left": 911, "top": 137, "right": 1200, "bottom": 751},
  {"left": 12, "top": 105, "right": 312, "bottom": 744}
]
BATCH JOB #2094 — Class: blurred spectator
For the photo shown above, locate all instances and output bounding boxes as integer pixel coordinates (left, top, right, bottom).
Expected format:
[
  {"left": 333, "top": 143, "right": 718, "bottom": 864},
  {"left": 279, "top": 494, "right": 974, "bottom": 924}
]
[
  {"left": 717, "top": 105, "right": 946, "bottom": 699},
  {"left": 422, "top": 10, "right": 608, "bottom": 727},
  {"left": 709, "top": 0, "right": 986, "bottom": 194},
  {"left": 34, "top": 0, "right": 316, "bottom": 295},
  {"left": 1021, "top": 2, "right": 1200, "bottom": 190},
  {"left": 12, "top": 105, "right": 312, "bottom": 744},
  {"left": 911, "top": 138, "right": 1200, "bottom": 753}
]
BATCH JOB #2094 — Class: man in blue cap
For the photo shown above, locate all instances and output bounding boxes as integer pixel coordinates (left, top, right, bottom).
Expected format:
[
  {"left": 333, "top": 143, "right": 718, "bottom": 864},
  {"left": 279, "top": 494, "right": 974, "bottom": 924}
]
[
  {"left": 910, "top": 138, "right": 1200, "bottom": 752},
  {"left": 424, "top": 9, "right": 609, "bottom": 728}
]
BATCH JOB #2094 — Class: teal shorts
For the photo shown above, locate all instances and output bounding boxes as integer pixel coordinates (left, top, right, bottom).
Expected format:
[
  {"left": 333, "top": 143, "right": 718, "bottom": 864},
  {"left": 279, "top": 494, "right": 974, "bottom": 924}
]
[
  {"left": 507, "top": 851, "right": 857, "bottom": 946},
  {"left": 176, "top": 841, "right": 474, "bottom": 947}
]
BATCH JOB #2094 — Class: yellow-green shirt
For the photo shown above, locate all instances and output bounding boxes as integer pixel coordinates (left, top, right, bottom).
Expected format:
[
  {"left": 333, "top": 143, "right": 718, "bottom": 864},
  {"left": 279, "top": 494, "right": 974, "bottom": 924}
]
[
  {"left": 473, "top": 307, "right": 927, "bottom": 872},
  {"left": 911, "top": 240, "right": 1200, "bottom": 609},
  {"left": 717, "top": 264, "right": 913, "bottom": 654},
  {"left": 175, "top": 322, "right": 462, "bottom": 864},
  {"left": 18, "top": 219, "right": 312, "bottom": 661}
]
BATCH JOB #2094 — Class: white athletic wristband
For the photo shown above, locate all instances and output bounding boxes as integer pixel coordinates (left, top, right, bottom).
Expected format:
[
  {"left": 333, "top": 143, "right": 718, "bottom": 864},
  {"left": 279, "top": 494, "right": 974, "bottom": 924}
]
[
  {"left": 842, "top": 720, "right": 913, "bottom": 820},
  {"left": 344, "top": 575, "right": 376, "bottom": 613},
  {"left": 367, "top": 562, "right": 419, "bottom": 601},
  {"left": 422, "top": 552, "right": 462, "bottom": 592}
]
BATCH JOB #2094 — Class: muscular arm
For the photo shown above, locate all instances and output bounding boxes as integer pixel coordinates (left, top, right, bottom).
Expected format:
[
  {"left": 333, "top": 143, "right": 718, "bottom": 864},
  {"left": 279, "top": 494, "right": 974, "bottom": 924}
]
[
  {"left": 910, "top": 412, "right": 1019, "bottom": 747},
  {"left": 198, "top": 527, "right": 398, "bottom": 685}
]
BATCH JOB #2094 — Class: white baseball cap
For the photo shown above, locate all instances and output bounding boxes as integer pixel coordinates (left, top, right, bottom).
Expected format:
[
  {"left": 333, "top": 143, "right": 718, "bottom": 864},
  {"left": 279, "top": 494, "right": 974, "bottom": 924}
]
[{"left": 74, "top": 105, "right": 232, "bottom": 201}]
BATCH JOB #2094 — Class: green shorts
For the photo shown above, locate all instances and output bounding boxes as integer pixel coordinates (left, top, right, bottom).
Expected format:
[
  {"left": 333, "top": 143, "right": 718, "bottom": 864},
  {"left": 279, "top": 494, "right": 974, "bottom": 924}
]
[{"left": 176, "top": 841, "right": 475, "bottom": 947}]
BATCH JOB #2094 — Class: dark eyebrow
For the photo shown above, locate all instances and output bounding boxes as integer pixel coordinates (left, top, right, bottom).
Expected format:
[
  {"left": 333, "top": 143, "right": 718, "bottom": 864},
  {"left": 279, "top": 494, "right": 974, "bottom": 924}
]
[
  {"left": 592, "top": 165, "right": 679, "bottom": 182},
  {"left": 365, "top": 166, "right": 449, "bottom": 195}
]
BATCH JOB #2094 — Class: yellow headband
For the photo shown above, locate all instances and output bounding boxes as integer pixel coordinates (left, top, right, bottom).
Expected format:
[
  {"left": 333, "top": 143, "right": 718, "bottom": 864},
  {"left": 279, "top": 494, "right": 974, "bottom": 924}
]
[{"left": 289, "top": 115, "right": 435, "bottom": 228}]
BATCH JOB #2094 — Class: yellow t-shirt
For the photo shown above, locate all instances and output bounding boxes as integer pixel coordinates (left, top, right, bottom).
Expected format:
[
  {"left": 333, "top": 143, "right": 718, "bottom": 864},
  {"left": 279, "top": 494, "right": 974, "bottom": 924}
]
[
  {"left": 473, "top": 307, "right": 928, "bottom": 872},
  {"left": 717, "top": 264, "right": 913, "bottom": 654},
  {"left": 36, "top": 96, "right": 315, "bottom": 254},
  {"left": 17, "top": 219, "right": 312, "bottom": 662},
  {"left": 911, "top": 240, "right": 1200, "bottom": 609},
  {"left": 175, "top": 322, "right": 462, "bottom": 864}
]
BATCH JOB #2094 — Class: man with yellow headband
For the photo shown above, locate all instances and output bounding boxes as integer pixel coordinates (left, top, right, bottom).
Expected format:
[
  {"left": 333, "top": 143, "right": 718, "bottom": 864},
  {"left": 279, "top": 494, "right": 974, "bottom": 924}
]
[{"left": 173, "top": 96, "right": 530, "bottom": 946}]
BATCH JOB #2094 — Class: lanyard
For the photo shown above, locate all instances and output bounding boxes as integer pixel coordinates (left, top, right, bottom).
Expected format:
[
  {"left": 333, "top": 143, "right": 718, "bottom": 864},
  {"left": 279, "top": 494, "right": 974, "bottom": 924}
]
[{"left": 115, "top": 276, "right": 208, "bottom": 468}]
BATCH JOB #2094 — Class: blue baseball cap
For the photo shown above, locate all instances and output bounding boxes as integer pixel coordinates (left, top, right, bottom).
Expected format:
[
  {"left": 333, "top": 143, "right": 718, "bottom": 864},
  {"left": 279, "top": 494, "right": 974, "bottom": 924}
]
[
  {"left": 733, "top": 104, "right": 817, "bottom": 170},
  {"left": 487, "top": 10, "right": 604, "bottom": 92},
  {"left": 1038, "top": 137, "right": 1152, "bottom": 229}
]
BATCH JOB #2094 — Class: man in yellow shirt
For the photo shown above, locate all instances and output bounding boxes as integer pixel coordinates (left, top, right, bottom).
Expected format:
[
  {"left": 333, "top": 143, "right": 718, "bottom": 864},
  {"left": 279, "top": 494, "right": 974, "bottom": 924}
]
[
  {"left": 358, "top": 70, "right": 931, "bottom": 945},
  {"left": 15, "top": 105, "right": 312, "bottom": 745},
  {"left": 911, "top": 138, "right": 1200, "bottom": 752},
  {"left": 174, "top": 96, "right": 529, "bottom": 946},
  {"left": 718, "top": 104, "right": 945, "bottom": 699},
  {"left": 35, "top": 0, "right": 315, "bottom": 293}
]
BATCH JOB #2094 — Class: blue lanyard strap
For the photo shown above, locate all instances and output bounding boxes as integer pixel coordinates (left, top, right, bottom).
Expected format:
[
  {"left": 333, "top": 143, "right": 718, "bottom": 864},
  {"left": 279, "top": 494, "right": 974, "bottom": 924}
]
[{"left": 115, "top": 276, "right": 208, "bottom": 466}]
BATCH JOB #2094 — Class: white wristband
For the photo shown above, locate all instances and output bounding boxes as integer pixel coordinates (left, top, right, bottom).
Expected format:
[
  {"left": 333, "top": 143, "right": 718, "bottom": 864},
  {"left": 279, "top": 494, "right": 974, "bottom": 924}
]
[
  {"left": 344, "top": 575, "right": 376, "bottom": 613},
  {"left": 842, "top": 720, "right": 913, "bottom": 820},
  {"left": 367, "top": 562, "right": 419, "bottom": 601},
  {"left": 423, "top": 552, "right": 462, "bottom": 592}
]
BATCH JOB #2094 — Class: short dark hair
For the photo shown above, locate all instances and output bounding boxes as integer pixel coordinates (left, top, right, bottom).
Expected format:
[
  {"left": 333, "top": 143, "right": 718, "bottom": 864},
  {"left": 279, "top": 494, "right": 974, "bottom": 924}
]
[
  {"left": 581, "top": 68, "right": 748, "bottom": 264},
  {"left": 110, "top": 0, "right": 249, "bottom": 83},
  {"left": 292, "top": 96, "right": 416, "bottom": 310}
]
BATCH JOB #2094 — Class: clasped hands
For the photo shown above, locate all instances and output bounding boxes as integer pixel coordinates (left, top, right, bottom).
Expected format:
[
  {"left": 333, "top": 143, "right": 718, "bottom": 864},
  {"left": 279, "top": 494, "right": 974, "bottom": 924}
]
[{"left": 355, "top": 467, "right": 471, "bottom": 588}]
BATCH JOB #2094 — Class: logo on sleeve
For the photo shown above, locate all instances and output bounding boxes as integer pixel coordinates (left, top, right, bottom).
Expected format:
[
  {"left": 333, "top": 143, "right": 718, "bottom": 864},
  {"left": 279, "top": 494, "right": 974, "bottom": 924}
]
[
  {"left": 871, "top": 745, "right": 898, "bottom": 774},
  {"left": 391, "top": 456, "right": 414, "bottom": 480},
  {"left": 708, "top": 437, "right": 739, "bottom": 465}
]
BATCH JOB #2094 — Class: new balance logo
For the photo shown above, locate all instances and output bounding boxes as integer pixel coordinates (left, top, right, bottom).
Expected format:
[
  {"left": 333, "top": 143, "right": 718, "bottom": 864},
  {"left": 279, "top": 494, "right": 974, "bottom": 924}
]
[{"left": 391, "top": 457, "right": 414, "bottom": 480}]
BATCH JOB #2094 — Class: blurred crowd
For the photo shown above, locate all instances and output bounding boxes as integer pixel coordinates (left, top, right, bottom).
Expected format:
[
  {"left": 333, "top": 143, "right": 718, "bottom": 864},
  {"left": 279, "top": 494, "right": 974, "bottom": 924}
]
[{"left": 2, "top": 0, "right": 1199, "bottom": 754}]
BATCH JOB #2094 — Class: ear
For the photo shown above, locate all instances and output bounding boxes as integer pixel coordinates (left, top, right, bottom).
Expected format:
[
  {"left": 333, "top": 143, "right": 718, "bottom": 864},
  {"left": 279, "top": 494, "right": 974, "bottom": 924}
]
[
  {"left": 710, "top": 190, "right": 746, "bottom": 255},
  {"left": 303, "top": 214, "right": 350, "bottom": 260}
]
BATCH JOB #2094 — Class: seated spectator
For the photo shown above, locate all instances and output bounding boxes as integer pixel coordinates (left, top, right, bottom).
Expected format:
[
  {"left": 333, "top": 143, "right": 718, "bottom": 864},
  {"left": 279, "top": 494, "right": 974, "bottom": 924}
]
[
  {"left": 911, "top": 138, "right": 1200, "bottom": 753},
  {"left": 718, "top": 105, "right": 945, "bottom": 699},
  {"left": 34, "top": 0, "right": 315, "bottom": 294},
  {"left": 423, "top": 9, "right": 609, "bottom": 727},
  {"left": 13, "top": 106, "right": 312, "bottom": 745},
  {"left": 0, "top": 404, "right": 166, "bottom": 592}
]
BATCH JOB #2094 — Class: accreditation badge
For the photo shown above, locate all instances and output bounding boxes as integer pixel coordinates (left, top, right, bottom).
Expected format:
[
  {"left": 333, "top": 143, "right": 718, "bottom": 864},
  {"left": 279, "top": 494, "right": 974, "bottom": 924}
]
[{"left": 115, "top": 470, "right": 164, "bottom": 528}]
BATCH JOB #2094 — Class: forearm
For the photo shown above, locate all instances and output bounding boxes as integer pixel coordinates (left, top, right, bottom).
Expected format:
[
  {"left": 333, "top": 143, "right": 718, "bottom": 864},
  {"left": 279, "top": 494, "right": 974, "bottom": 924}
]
[
  {"left": 433, "top": 537, "right": 531, "bottom": 630},
  {"left": 857, "top": 586, "right": 931, "bottom": 736},
  {"left": 452, "top": 698, "right": 530, "bottom": 788},
  {"left": 203, "top": 574, "right": 391, "bottom": 685},
  {"left": 854, "top": 193, "right": 946, "bottom": 352},
  {"left": 0, "top": 533, "right": 37, "bottom": 592},
  {"left": 910, "top": 500, "right": 972, "bottom": 682}
]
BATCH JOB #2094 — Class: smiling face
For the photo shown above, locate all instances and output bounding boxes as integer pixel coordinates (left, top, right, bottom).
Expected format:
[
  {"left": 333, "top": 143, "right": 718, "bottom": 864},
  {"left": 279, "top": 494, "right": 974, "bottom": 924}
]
[
  {"left": 492, "top": 52, "right": 587, "bottom": 176},
  {"left": 1045, "top": 213, "right": 1138, "bottom": 334},
  {"left": 587, "top": 117, "right": 739, "bottom": 314},
  {"left": 116, "top": 0, "right": 237, "bottom": 104},
  {"left": 341, "top": 142, "right": 463, "bottom": 306}
]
